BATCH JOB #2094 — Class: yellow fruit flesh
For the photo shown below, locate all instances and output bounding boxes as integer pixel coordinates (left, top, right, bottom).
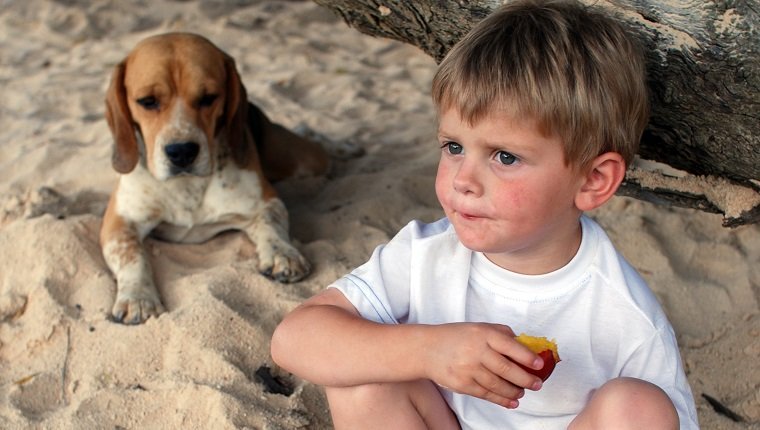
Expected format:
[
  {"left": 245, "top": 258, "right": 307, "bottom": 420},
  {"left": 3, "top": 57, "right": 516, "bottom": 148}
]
[{"left": 515, "top": 333, "right": 560, "bottom": 362}]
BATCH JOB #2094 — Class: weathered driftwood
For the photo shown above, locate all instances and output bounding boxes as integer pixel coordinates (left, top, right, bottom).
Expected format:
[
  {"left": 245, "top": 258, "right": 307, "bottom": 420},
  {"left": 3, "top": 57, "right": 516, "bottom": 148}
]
[{"left": 312, "top": 0, "right": 760, "bottom": 226}]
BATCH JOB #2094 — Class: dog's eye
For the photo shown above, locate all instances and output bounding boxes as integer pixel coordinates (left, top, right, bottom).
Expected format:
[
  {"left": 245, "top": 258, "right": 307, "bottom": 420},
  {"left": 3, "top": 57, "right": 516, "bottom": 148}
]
[
  {"left": 137, "top": 96, "right": 159, "bottom": 110},
  {"left": 198, "top": 94, "right": 218, "bottom": 108}
]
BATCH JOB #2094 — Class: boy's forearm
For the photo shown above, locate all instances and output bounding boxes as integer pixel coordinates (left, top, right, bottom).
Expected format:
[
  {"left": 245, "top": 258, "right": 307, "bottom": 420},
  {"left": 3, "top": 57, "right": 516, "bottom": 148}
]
[{"left": 271, "top": 302, "right": 431, "bottom": 387}]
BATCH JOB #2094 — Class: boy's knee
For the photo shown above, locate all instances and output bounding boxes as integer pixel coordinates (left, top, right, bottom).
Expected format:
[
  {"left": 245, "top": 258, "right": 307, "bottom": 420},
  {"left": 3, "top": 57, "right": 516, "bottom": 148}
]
[
  {"left": 325, "top": 380, "right": 437, "bottom": 412},
  {"left": 325, "top": 382, "right": 393, "bottom": 407},
  {"left": 325, "top": 383, "right": 396, "bottom": 428},
  {"left": 325, "top": 381, "right": 459, "bottom": 430},
  {"left": 570, "top": 377, "right": 678, "bottom": 430}
]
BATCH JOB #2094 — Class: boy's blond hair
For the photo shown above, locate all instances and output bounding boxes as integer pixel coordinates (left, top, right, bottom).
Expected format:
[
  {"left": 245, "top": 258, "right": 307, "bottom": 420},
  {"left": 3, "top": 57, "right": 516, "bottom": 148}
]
[{"left": 432, "top": 0, "right": 649, "bottom": 170}]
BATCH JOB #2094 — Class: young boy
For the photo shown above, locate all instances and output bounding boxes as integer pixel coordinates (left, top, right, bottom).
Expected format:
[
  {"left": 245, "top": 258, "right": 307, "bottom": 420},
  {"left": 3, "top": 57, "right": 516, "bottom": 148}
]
[{"left": 272, "top": 0, "right": 699, "bottom": 428}]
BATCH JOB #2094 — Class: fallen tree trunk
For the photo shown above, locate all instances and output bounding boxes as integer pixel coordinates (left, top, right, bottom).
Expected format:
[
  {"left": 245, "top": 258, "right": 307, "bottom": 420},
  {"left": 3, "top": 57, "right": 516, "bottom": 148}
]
[{"left": 313, "top": 0, "right": 760, "bottom": 226}]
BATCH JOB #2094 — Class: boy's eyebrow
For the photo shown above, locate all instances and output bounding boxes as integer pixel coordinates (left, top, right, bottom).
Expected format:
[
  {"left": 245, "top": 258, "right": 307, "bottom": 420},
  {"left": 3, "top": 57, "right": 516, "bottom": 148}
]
[
  {"left": 438, "top": 128, "right": 536, "bottom": 152},
  {"left": 484, "top": 138, "right": 537, "bottom": 156},
  {"left": 436, "top": 127, "right": 458, "bottom": 141}
]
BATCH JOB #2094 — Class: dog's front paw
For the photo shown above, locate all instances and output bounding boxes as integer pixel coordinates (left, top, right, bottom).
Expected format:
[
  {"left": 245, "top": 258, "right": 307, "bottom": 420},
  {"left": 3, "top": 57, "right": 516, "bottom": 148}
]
[
  {"left": 111, "top": 290, "right": 165, "bottom": 325},
  {"left": 258, "top": 242, "right": 311, "bottom": 283}
]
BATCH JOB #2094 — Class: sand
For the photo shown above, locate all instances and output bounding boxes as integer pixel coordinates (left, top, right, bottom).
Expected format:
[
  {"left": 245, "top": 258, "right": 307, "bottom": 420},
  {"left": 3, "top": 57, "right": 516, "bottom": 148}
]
[{"left": 1, "top": 1, "right": 758, "bottom": 429}]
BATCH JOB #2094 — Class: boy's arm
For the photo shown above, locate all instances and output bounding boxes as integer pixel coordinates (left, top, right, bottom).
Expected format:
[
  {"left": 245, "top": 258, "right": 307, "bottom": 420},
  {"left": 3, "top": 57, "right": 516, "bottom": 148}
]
[
  {"left": 271, "top": 288, "right": 544, "bottom": 408},
  {"left": 271, "top": 288, "right": 427, "bottom": 386}
]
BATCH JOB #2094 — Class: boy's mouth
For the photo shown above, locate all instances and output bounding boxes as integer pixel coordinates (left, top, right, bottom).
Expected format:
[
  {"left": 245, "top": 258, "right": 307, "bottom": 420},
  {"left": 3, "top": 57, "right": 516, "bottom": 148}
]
[{"left": 454, "top": 209, "right": 485, "bottom": 221}]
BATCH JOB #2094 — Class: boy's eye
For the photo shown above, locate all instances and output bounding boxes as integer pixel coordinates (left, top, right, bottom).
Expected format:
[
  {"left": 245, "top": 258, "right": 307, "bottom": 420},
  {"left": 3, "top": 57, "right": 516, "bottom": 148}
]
[
  {"left": 496, "top": 151, "right": 518, "bottom": 165},
  {"left": 442, "top": 142, "right": 463, "bottom": 155}
]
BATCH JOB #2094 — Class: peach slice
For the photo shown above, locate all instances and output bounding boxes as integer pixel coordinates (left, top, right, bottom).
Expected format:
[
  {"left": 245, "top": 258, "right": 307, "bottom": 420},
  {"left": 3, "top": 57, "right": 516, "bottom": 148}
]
[{"left": 515, "top": 333, "right": 560, "bottom": 381}]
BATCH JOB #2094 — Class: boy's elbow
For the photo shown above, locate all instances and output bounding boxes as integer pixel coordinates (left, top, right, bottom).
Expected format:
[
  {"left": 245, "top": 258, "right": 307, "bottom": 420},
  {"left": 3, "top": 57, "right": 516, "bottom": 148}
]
[{"left": 270, "top": 289, "right": 355, "bottom": 372}]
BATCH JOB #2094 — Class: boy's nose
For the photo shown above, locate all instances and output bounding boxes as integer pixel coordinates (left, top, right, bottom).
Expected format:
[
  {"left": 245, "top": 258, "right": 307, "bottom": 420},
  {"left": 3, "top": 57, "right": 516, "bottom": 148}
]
[{"left": 453, "top": 161, "right": 483, "bottom": 196}]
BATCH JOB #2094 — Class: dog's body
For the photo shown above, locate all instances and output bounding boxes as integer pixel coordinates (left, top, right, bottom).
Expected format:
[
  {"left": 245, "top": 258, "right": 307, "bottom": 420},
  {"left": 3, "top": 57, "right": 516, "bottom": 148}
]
[{"left": 101, "top": 33, "right": 329, "bottom": 324}]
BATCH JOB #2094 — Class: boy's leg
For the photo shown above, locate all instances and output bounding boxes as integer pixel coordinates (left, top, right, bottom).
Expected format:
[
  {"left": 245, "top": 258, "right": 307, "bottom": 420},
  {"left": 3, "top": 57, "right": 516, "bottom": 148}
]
[
  {"left": 568, "top": 377, "right": 679, "bottom": 430},
  {"left": 325, "top": 379, "right": 460, "bottom": 430}
]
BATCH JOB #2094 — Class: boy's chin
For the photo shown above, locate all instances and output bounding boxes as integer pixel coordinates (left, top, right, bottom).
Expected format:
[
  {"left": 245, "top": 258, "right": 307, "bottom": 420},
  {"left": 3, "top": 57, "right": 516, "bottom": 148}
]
[{"left": 451, "top": 229, "right": 498, "bottom": 254}]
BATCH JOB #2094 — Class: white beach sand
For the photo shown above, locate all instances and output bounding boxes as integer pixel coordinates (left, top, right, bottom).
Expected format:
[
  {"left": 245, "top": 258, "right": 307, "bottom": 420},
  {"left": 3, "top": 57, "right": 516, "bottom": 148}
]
[{"left": 1, "top": 1, "right": 758, "bottom": 428}]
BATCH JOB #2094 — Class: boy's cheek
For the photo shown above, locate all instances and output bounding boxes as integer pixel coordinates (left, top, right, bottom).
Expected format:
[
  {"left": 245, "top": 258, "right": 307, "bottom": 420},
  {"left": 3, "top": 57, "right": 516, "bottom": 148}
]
[{"left": 434, "top": 170, "right": 451, "bottom": 206}]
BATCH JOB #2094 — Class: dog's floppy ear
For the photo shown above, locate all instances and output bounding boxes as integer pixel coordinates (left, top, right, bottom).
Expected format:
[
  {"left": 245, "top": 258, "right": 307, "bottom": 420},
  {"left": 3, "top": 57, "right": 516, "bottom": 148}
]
[
  {"left": 105, "top": 61, "right": 139, "bottom": 173},
  {"left": 223, "top": 54, "right": 254, "bottom": 168}
]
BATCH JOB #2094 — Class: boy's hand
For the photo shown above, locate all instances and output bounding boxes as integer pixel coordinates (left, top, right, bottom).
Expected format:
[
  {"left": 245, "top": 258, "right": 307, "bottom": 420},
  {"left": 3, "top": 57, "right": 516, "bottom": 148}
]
[{"left": 422, "top": 322, "right": 544, "bottom": 409}]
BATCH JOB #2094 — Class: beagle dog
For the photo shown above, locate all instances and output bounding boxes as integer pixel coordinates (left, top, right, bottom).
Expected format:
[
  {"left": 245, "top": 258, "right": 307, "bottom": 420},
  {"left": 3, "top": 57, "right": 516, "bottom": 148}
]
[{"left": 101, "top": 32, "right": 329, "bottom": 324}]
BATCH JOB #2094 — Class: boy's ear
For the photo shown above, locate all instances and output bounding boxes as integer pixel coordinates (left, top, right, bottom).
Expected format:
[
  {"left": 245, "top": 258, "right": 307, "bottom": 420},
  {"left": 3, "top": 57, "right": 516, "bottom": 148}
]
[{"left": 574, "top": 152, "right": 627, "bottom": 211}]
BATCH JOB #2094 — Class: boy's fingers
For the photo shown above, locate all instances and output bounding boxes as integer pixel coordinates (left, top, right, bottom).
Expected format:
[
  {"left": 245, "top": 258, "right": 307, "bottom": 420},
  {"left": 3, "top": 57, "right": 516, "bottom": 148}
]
[
  {"left": 500, "top": 325, "right": 516, "bottom": 338},
  {"left": 488, "top": 331, "right": 544, "bottom": 371},
  {"left": 473, "top": 367, "right": 525, "bottom": 400},
  {"left": 483, "top": 350, "right": 543, "bottom": 391},
  {"left": 479, "top": 387, "right": 521, "bottom": 409}
]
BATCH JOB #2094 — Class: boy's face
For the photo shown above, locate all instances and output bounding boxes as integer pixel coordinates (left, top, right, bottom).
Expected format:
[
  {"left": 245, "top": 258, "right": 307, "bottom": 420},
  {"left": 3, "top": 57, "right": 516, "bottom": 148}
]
[{"left": 435, "top": 108, "right": 586, "bottom": 275}]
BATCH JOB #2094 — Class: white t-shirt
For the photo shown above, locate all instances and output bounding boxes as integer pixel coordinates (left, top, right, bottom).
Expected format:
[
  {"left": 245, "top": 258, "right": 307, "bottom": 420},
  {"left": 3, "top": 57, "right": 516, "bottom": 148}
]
[{"left": 330, "top": 216, "right": 699, "bottom": 429}]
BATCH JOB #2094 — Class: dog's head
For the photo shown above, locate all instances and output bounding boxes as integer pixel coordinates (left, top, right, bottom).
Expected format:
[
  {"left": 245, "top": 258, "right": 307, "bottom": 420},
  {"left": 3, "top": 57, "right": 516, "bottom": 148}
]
[{"left": 105, "top": 32, "right": 251, "bottom": 179}]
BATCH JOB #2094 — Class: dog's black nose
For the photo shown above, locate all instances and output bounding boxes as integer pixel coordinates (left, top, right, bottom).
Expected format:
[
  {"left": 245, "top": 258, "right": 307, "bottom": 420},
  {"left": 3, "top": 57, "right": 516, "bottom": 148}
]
[{"left": 165, "top": 142, "right": 200, "bottom": 168}]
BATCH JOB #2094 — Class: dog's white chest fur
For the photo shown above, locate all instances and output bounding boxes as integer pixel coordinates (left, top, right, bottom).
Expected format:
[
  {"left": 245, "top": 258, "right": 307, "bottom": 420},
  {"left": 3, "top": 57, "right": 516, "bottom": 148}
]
[{"left": 117, "top": 163, "right": 265, "bottom": 243}]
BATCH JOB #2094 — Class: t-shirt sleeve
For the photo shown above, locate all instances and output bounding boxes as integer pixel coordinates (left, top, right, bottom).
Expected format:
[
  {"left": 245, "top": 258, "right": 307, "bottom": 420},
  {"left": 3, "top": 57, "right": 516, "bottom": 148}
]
[
  {"left": 620, "top": 327, "right": 700, "bottom": 430},
  {"left": 328, "top": 223, "right": 416, "bottom": 324}
]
